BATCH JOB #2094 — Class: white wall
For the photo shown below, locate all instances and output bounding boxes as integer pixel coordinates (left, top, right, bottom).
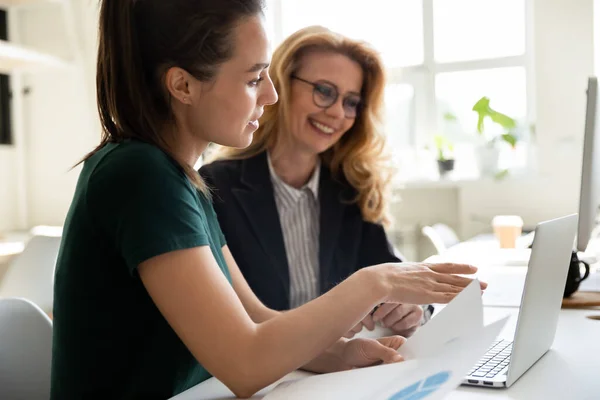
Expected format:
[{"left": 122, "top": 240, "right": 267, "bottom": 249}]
[
  {"left": 0, "top": 147, "right": 17, "bottom": 232},
  {"left": 0, "top": 0, "right": 596, "bottom": 243},
  {"left": 0, "top": 2, "right": 99, "bottom": 230}
]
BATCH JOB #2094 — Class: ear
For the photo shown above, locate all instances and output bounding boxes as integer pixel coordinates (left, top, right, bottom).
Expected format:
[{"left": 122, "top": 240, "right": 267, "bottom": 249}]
[{"left": 164, "top": 67, "right": 192, "bottom": 105}]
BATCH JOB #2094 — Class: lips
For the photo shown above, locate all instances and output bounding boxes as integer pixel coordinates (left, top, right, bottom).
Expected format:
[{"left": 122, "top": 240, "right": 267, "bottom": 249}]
[{"left": 309, "top": 118, "right": 336, "bottom": 134}]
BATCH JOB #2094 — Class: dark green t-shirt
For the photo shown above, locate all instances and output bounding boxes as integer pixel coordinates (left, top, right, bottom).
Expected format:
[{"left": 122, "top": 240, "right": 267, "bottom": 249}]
[{"left": 50, "top": 140, "right": 231, "bottom": 399}]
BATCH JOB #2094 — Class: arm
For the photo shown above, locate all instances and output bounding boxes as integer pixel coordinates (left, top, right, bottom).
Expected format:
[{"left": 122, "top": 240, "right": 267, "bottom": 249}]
[
  {"left": 140, "top": 246, "right": 479, "bottom": 398},
  {"left": 222, "top": 245, "right": 279, "bottom": 323},
  {"left": 221, "top": 245, "right": 398, "bottom": 374},
  {"left": 139, "top": 246, "right": 384, "bottom": 398}
]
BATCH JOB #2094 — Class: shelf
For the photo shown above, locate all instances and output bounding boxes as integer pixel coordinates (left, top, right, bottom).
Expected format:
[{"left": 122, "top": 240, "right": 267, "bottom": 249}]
[
  {"left": 0, "top": 0, "right": 62, "bottom": 8},
  {"left": 0, "top": 39, "right": 69, "bottom": 73}
]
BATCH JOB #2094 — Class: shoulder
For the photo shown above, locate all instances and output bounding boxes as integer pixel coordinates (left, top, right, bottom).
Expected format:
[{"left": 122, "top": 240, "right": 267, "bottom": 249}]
[
  {"left": 321, "top": 164, "right": 358, "bottom": 200},
  {"left": 93, "top": 140, "right": 182, "bottom": 180},
  {"left": 199, "top": 158, "right": 244, "bottom": 183},
  {"left": 88, "top": 141, "right": 191, "bottom": 198}
]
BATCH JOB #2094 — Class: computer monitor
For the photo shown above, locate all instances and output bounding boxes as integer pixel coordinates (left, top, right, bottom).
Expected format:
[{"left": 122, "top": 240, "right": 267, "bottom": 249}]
[{"left": 577, "top": 77, "right": 600, "bottom": 252}]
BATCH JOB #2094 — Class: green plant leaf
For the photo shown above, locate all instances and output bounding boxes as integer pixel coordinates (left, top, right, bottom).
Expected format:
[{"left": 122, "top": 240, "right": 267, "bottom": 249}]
[
  {"left": 494, "top": 169, "right": 510, "bottom": 181},
  {"left": 443, "top": 112, "right": 457, "bottom": 122},
  {"left": 501, "top": 133, "right": 518, "bottom": 148},
  {"left": 490, "top": 111, "right": 516, "bottom": 130},
  {"left": 472, "top": 97, "right": 490, "bottom": 134},
  {"left": 472, "top": 96, "right": 517, "bottom": 137},
  {"left": 432, "top": 134, "right": 453, "bottom": 161}
]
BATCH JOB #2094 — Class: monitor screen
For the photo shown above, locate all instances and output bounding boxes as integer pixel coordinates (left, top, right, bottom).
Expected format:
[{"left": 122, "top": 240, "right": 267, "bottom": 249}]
[{"left": 577, "top": 77, "right": 600, "bottom": 252}]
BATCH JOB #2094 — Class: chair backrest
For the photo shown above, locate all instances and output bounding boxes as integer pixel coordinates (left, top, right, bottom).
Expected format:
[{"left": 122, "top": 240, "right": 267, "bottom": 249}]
[
  {"left": 0, "top": 235, "right": 62, "bottom": 314},
  {"left": 421, "top": 223, "right": 460, "bottom": 255},
  {"left": 0, "top": 297, "right": 53, "bottom": 400}
]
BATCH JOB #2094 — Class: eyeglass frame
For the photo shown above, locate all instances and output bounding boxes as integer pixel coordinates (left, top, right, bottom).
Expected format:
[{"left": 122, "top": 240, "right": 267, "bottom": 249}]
[{"left": 290, "top": 75, "right": 363, "bottom": 119}]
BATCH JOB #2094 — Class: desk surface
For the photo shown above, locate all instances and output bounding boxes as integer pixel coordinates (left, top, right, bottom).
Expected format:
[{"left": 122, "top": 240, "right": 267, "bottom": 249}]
[
  {"left": 0, "top": 241, "right": 24, "bottom": 265},
  {"left": 172, "top": 307, "right": 600, "bottom": 400},
  {"left": 172, "top": 237, "right": 600, "bottom": 399}
]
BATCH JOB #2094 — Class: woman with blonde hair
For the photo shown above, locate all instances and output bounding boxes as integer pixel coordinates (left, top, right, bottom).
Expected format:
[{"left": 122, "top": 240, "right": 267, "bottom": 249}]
[{"left": 201, "top": 26, "right": 432, "bottom": 338}]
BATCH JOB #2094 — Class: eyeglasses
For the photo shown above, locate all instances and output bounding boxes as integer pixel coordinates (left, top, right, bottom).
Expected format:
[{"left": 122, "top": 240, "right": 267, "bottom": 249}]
[{"left": 291, "top": 75, "right": 362, "bottom": 119}]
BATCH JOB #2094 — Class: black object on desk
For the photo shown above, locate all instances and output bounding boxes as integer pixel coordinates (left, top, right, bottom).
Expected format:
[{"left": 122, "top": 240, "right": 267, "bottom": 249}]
[{"left": 564, "top": 250, "right": 591, "bottom": 298}]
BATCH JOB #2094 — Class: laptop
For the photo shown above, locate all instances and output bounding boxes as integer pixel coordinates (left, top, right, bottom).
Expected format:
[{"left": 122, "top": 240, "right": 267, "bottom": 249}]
[{"left": 462, "top": 214, "right": 578, "bottom": 388}]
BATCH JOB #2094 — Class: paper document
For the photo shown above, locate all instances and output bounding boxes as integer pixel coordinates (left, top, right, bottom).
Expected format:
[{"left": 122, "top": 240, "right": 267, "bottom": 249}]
[
  {"left": 264, "top": 317, "right": 508, "bottom": 400},
  {"left": 398, "top": 279, "right": 484, "bottom": 360},
  {"left": 170, "top": 280, "right": 508, "bottom": 400}
]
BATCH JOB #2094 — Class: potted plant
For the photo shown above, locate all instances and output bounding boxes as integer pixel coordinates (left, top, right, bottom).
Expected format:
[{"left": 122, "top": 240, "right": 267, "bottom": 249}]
[
  {"left": 472, "top": 96, "right": 518, "bottom": 176},
  {"left": 433, "top": 133, "right": 455, "bottom": 176}
]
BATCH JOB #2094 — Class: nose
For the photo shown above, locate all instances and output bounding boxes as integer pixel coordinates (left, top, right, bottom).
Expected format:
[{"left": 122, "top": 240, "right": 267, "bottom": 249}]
[
  {"left": 260, "top": 73, "right": 278, "bottom": 106},
  {"left": 324, "top": 97, "right": 345, "bottom": 119}
]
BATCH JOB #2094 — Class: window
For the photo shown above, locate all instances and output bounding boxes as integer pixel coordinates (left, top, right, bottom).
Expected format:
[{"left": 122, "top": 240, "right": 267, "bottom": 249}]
[
  {"left": 0, "top": 9, "right": 11, "bottom": 146},
  {"left": 278, "top": 0, "right": 423, "bottom": 68},
  {"left": 266, "top": 0, "right": 531, "bottom": 174}
]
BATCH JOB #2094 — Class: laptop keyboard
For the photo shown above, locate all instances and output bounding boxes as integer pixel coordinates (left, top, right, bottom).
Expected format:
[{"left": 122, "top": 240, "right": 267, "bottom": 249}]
[{"left": 467, "top": 339, "right": 513, "bottom": 379}]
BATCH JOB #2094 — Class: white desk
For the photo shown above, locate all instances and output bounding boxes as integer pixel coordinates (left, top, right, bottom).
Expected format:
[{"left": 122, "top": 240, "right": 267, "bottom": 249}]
[
  {"left": 0, "top": 240, "right": 24, "bottom": 265},
  {"left": 432, "top": 234, "right": 600, "bottom": 296},
  {"left": 172, "top": 236, "right": 600, "bottom": 400},
  {"left": 172, "top": 307, "right": 600, "bottom": 400}
]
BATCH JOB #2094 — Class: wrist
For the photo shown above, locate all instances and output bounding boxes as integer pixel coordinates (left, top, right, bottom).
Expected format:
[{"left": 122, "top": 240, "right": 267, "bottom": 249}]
[{"left": 356, "top": 266, "right": 388, "bottom": 305}]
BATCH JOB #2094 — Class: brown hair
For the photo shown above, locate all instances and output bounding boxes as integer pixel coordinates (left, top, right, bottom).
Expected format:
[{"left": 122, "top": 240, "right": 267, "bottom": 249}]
[
  {"left": 212, "top": 26, "right": 394, "bottom": 225},
  {"left": 82, "top": 0, "right": 265, "bottom": 191}
]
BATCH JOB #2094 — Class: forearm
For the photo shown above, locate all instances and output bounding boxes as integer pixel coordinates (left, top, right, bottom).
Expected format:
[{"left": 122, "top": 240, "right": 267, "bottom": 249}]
[
  {"left": 249, "top": 305, "right": 356, "bottom": 373},
  {"left": 241, "top": 268, "right": 384, "bottom": 393},
  {"left": 246, "top": 302, "right": 281, "bottom": 323},
  {"left": 250, "top": 305, "right": 353, "bottom": 373}
]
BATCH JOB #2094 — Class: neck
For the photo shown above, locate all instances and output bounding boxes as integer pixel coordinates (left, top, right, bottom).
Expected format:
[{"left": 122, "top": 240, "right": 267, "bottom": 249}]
[
  {"left": 162, "top": 125, "right": 208, "bottom": 168},
  {"left": 269, "top": 143, "right": 319, "bottom": 189}
]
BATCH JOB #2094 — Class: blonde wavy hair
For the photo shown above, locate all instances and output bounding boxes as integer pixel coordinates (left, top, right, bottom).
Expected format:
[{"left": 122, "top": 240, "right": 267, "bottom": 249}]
[{"left": 210, "top": 25, "right": 395, "bottom": 226}]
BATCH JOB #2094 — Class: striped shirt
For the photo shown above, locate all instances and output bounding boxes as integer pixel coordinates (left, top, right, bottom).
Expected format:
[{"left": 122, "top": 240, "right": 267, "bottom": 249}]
[{"left": 267, "top": 153, "right": 321, "bottom": 309}]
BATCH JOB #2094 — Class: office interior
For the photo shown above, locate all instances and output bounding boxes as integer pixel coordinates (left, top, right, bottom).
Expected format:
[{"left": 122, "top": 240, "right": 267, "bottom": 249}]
[{"left": 0, "top": 0, "right": 599, "bottom": 398}]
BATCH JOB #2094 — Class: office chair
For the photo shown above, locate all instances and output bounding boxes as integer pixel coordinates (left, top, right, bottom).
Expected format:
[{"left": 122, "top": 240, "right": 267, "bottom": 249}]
[
  {"left": 421, "top": 223, "right": 460, "bottom": 255},
  {"left": 0, "top": 235, "right": 62, "bottom": 315},
  {"left": 0, "top": 297, "right": 53, "bottom": 400}
]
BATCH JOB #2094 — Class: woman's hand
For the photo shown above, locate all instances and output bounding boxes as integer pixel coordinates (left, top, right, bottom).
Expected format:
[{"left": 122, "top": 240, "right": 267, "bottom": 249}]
[
  {"left": 345, "top": 303, "right": 423, "bottom": 339},
  {"left": 336, "top": 336, "right": 406, "bottom": 369},
  {"left": 367, "top": 262, "right": 487, "bottom": 305}
]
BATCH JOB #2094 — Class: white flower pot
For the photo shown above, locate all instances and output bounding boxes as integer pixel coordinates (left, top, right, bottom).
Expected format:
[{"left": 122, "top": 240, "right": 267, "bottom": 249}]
[{"left": 475, "top": 145, "right": 500, "bottom": 177}]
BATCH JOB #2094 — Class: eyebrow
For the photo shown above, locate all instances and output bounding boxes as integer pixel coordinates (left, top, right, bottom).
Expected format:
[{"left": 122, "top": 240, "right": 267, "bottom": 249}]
[{"left": 246, "top": 63, "right": 270, "bottom": 73}]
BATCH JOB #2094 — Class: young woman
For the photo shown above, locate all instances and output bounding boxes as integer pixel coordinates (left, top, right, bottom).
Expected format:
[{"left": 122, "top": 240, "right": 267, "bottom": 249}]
[
  {"left": 201, "top": 26, "right": 429, "bottom": 338},
  {"left": 51, "top": 2, "right": 484, "bottom": 399}
]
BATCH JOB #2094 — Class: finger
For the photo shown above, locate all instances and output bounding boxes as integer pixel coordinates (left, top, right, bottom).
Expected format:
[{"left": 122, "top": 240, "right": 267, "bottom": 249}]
[
  {"left": 428, "top": 263, "right": 478, "bottom": 275},
  {"left": 344, "top": 323, "right": 363, "bottom": 338},
  {"left": 429, "top": 290, "right": 458, "bottom": 304},
  {"left": 435, "top": 273, "right": 476, "bottom": 288},
  {"left": 376, "top": 335, "right": 407, "bottom": 350},
  {"left": 361, "top": 314, "right": 376, "bottom": 331},
  {"left": 433, "top": 282, "right": 464, "bottom": 295},
  {"left": 353, "top": 324, "right": 363, "bottom": 333},
  {"left": 397, "top": 326, "right": 418, "bottom": 338},
  {"left": 363, "top": 341, "right": 405, "bottom": 365},
  {"left": 381, "top": 349, "right": 405, "bottom": 364},
  {"left": 381, "top": 305, "right": 412, "bottom": 328},
  {"left": 388, "top": 310, "right": 422, "bottom": 335},
  {"left": 437, "top": 273, "right": 489, "bottom": 291},
  {"left": 372, "top": 303, "right": 400, "bottom": 323}
]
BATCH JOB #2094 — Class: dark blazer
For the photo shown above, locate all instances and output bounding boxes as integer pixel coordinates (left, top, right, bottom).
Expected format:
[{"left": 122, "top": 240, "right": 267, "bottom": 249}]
[{"left": 199, "top": 151, "right": 402, "bottom": 311}]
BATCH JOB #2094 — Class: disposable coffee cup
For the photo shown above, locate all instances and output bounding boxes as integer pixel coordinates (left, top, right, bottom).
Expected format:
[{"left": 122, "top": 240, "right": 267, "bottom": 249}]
[{"left": 492, "top": 215, "right": 523, "bottom": 249}]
